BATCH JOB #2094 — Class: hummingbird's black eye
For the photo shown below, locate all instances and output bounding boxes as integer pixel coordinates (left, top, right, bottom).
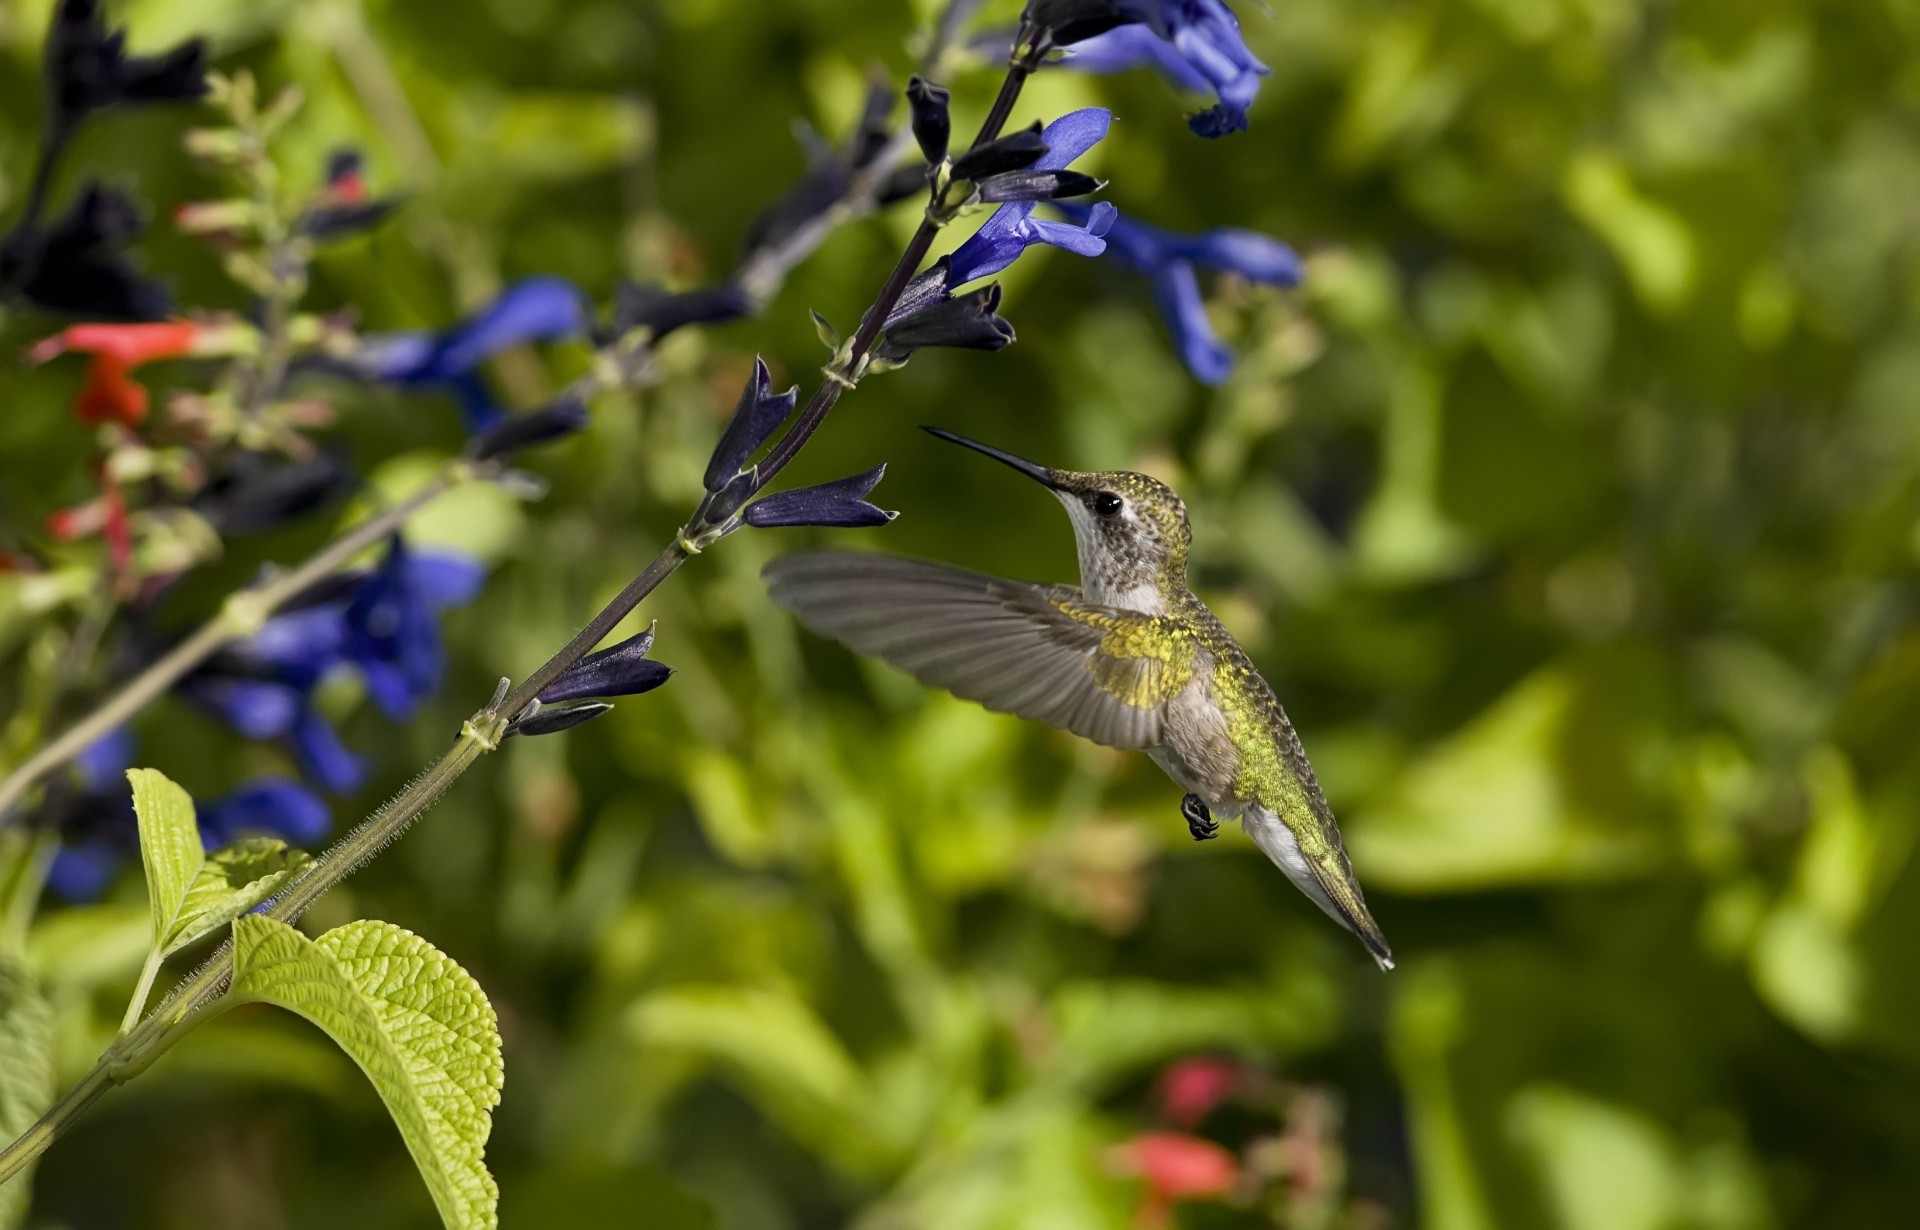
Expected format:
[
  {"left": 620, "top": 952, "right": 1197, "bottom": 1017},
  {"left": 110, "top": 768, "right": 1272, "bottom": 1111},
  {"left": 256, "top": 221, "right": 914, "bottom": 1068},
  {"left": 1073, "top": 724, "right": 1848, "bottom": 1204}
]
[{"left": 1092, "top": 492, "right": 1123, "bottom": 517}]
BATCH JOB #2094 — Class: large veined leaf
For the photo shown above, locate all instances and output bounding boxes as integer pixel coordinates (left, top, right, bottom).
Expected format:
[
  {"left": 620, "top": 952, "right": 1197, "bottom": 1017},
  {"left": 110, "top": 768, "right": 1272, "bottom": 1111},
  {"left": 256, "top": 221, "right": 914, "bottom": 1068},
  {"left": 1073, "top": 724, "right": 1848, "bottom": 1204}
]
[
  {"left": 161, "top": 838, "right": 309, "bottom": 958},
  {"left": 127, "top": 768, "right": 204, "bottom": 943},
  {"left": 0, "top": 954, "right": 53, "bottom": 1230},
  {"left": 229, "top": 917, "right": 503, "bottom": 1229}
]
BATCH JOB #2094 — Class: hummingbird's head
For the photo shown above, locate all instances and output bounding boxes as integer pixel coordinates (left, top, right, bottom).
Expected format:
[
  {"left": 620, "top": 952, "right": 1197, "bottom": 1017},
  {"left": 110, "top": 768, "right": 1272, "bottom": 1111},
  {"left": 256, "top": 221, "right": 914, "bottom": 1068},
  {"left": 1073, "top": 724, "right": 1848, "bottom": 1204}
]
[{"left": 924, "top": 427, "right": 1191, "bottom": 607}]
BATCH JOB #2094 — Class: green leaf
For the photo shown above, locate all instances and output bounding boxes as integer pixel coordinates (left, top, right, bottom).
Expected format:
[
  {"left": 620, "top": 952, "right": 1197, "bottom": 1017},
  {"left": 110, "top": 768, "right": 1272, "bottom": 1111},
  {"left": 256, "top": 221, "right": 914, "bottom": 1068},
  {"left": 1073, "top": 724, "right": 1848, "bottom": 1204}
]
[
  {"left": 229, "top": 916, "right": 503, "bottom": 1230},
  {"left": 126, "top": 768, "right": 205, "bottom": 946},
  {"left": 161, "top": 838, "right": 309, "bottom": 958},
  {"left": 0, "top": 953, "right": 53, "bottom": 1230}
]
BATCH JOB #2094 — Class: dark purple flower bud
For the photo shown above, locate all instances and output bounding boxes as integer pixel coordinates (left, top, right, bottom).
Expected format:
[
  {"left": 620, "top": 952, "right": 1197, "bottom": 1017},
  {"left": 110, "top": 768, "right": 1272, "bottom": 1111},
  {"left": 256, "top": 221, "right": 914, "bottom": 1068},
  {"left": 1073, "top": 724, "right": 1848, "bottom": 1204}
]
[
  {"left": 0, "top": 183, "right": 171, "bottom": 320},
  {"left": 906, "top": 76, "right": 952, "bottom": 165},
  {"left": 609, "top": 280, "right": 752, "bottom": 342},
  {"left": 471, "top": 398, "right": 590, "bottom": 461},
  {"left": 950, "top": 123, "right": 1050, "bottom": 181},
  {"left": 744, "top": 465, "right": 896, "bottom": 530},
  {"left": 704, "top": 357, "right": 799, "bottom": 490},
  {"left": 1024, "top": 0, "right": 1148, "bottom": 47},
  {"left": 536, "top": 624, "right": 672, "bottom": 705},
  {"left": 44, "top": 0, "right": 207, "bottom": 131},
  {"left": 509, "top": 701, "right": 614, "bottom": 738},
  {"left": 974, "top": 169, "right": 1104, "bottom": 203},
  {"left": 195, "top": 451, "right": 355, "bottom": 534},
  {"left": 882, "top": 283, "right": 1016, "bottom": 358}
]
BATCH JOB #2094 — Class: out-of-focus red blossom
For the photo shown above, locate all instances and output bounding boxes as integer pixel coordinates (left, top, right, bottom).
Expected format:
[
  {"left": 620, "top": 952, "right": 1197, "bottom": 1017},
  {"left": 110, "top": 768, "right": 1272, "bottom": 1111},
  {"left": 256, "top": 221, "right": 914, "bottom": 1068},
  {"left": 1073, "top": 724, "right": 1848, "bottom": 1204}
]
[
  {"left": 28, "top": 322, "right": 229, "bottom": 427},
  {"left": 47, "top": 484, "right": 132, "bottom": 568},
  {"left": 1109, "top": 1131, "right": 1241, "bottom": 1228},
  {"left": 1157, "top": 1056, "right": 1244, "bottom": 1128}
]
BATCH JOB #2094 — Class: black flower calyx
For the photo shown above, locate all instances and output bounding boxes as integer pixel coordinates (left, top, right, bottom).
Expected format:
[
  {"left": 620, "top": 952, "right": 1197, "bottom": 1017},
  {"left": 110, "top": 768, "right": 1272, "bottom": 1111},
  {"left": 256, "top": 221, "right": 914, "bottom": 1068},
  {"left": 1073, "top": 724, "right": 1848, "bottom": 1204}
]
[
  {"left": 471, "top": 398, "right": 590, "bottom": 462},
  {"left": 975, "top": 170, "right": 1104, "bottom": 204},
  {"left": 880, "top": 283, "right": 1016, "bottom": 362},
  {"left": 195, "top": 451, "right": 356, "bottom": 534},
  {"left": 0, "top": 182, "right": 171, "bottom": 319},
  {"left": 745, "top": 464, "right": 896, "bottom": 529},
  {"left": 1023, "top": 0, "right": 1148, "bottom": 48},
  {"left": 609, "top": 280, "right": 752, "bottom": 344},
  {"left": 949, "top": 122, "right": 1049, "bottom": 181},
  {"left": 508, "top": 701, "right": 614, "bottom": 738},
  {"left": 45, "top": 0, "right": 208, "bottom": 133},
  {"left": 536, "top": 623, "right": 672, "bottom": 705}
]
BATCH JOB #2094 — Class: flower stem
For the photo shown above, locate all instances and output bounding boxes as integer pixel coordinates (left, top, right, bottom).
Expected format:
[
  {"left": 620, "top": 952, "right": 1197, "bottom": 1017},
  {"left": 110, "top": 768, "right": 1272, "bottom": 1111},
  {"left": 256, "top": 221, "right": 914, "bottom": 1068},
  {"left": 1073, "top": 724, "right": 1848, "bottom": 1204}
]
[
  {"left": 0, "top": 462, "right": 487, "bottom": 823},
  {"left": 0, "top": 1061, "right": 110, "bottom": 1188}
]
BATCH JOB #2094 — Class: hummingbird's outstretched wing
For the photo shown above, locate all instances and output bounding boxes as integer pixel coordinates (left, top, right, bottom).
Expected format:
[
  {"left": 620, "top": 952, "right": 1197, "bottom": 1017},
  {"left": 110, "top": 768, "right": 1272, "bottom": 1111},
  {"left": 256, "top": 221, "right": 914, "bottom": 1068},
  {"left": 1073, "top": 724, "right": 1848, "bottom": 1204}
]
[{"left": 764, "top": 552, "right": 1195, "bottom": 749}]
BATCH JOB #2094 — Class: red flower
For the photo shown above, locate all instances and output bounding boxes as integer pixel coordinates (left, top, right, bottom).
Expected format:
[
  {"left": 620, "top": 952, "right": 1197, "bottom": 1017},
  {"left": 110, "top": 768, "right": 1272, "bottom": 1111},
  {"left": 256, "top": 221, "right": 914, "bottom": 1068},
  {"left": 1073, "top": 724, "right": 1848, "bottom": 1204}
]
[
  {"left": 29, "top": 321, "right": 219, "bottom": 427},
  {"left": 1109, "top": 1131, "right": 1241, "bottom": 1228},
  {"left": 46, "top": 482, "right": 132, "bottom": 569},
  {"left": 1156, "top": 1056, "right": 1243, "bottom": 1129}
]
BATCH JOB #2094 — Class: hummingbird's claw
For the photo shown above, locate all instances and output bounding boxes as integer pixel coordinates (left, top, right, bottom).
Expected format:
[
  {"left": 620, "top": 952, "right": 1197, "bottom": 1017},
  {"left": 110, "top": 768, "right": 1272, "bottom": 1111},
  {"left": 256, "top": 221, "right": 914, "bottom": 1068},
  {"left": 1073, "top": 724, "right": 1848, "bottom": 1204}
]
[{"left": 1181, "top": 793, "right": 1218, "bottom": 841}]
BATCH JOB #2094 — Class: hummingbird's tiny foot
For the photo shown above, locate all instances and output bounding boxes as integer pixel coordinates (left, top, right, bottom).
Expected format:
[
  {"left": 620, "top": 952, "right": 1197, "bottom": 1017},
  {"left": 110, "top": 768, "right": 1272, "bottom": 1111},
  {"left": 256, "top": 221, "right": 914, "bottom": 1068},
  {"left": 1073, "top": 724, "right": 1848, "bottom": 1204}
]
[{"left": 1180, "top": 793, "right": 1218, "bottom": 841}]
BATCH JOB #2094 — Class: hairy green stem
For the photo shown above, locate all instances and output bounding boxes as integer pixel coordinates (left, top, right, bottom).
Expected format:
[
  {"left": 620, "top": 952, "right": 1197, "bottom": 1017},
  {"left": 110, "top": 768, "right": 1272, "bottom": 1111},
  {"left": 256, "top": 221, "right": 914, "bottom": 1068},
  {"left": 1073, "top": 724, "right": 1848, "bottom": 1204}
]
[{"left": 0, "top": 462, "right": 485, "bottom": 822}]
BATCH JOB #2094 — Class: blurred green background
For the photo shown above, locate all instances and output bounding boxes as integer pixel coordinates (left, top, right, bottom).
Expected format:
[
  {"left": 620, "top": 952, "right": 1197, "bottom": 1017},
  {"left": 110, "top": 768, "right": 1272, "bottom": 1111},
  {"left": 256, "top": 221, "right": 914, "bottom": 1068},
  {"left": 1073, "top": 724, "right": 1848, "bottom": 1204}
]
[{"left": 6, "top": 0, "right": 1920, "bottom": 1225}]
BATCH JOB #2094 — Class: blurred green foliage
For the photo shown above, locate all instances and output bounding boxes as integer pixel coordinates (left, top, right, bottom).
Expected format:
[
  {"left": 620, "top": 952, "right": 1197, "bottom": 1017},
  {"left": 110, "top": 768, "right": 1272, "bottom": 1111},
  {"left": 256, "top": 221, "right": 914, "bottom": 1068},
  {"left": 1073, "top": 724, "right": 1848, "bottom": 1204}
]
[{"left": 5, "top": 0, "right": 1920, "bottom": 1225}]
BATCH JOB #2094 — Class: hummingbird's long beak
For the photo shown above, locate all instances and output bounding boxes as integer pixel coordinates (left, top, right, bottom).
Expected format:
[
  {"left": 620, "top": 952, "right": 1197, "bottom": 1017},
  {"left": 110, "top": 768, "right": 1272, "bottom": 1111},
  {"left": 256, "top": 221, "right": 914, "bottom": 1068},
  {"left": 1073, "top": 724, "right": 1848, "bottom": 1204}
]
[{"left": 922, "top": 426, "right": 1063, "bottom": 490}]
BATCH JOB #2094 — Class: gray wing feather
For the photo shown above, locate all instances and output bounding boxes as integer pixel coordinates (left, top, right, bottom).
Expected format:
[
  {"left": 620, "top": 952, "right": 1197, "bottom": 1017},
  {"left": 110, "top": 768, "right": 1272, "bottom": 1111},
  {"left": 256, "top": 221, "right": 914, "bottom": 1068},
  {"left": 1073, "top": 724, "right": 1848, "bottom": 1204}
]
[{"left": 764, "top": 552, "right": 1166, "bottom": 749}]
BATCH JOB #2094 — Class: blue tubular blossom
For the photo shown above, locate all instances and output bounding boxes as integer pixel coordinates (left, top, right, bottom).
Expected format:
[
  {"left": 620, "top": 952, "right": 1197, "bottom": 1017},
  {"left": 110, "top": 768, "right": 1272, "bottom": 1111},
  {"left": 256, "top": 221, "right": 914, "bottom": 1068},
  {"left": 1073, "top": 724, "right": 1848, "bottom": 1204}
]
[
  {"left": 353, "top": 277, "right": 590, "bottom": 428},
  {"left": 178, "top": 540, "right": 485, "bottom": 792},
  {"left": 1052, "top": 201, "right": 1301, "bottom": 384},
  {"left": 947, "top": 109, "right": 1117, "bottom": 285},
  {"left": 1064, "top": 0, "right": 1268, "bottom": 138},
  {"left": 45, "top": 728, "right": 136, "bottom": 901},
  {"left": 343, "top": 538, "right": 486, "bottom": 722},
  {"left": 197, "top": 778, "right": 331, "bottom": 847},
  {"left": 44, "top": 738, "right": 331, "bottom": 902}
]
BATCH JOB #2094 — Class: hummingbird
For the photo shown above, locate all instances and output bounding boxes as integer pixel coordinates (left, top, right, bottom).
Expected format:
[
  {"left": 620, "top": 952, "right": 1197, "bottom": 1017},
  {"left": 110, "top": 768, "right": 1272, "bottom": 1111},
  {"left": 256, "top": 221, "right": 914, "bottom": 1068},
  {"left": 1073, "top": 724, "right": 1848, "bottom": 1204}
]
[{"left": 763, "top": 427, "right": 1394, "bottom": 970}]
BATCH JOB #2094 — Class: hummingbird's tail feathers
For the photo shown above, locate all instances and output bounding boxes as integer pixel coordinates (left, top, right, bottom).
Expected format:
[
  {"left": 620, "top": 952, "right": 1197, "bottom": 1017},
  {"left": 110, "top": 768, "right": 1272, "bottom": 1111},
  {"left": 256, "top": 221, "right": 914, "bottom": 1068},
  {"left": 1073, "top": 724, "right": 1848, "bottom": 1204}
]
[
  {"left": 763, "top": 551, "right": 1171, "bottom": 750},
  {"left": 1242, "top": 806, "right": 1395, "bottom": 971}
]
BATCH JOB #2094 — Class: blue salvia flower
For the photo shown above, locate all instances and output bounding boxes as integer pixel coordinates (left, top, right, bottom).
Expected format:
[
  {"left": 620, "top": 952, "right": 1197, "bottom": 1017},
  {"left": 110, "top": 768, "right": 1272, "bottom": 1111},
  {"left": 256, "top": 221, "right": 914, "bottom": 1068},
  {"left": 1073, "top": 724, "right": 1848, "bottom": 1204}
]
[
  {"left": 947, "top": 109, "right": 1117, "bottom": 285},
  {"left": 342, "top": 537, "right": 486, "bottom": 722},
  {"left": 1051, "top": 201, "right": 1300, "bottom": 384},
  {"left": 179, "top": 539, "right": 485, "bottom": 791},
  {"left": 198, "top": 778, "right": 331, "bottom": 847},
  {"left": 1064, "top": 0, "right": 1268, "bottom": 138},
  {"left": 44, "top": 728, "right": 136, "bottom": 901},
  {"left": 352, "top": 277, "right": 590, "bottom": 429},
  {"left": 179, "top": 602, "right": 368, "bottom": 794},
  {"left": 45, "top": 731, "right": 331, "bottom": 901}
]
